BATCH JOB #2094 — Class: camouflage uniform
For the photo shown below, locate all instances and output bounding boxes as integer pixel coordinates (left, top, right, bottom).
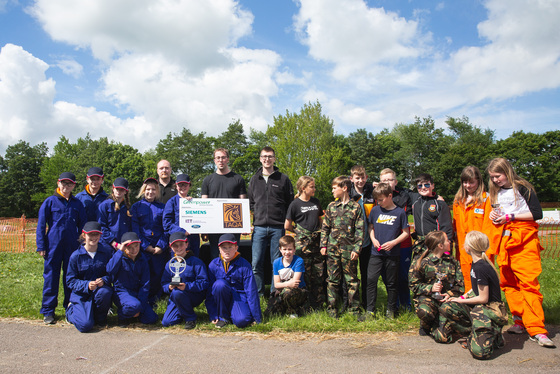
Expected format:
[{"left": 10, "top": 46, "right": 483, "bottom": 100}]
[
  {"left": 409, "top": 252, "right": 464, "bottom": 333},
  {"left": 295, "top": 225, "right": 326, "bottom": 309},
  {"left": 264, "top": 287, "right": 309, "bottom": 317},
  {"left": 320, "top": 199, "right": 364, "bottom": 315},
  {"left": 434, "top": 300, "right": 507, "bottom": 359}
]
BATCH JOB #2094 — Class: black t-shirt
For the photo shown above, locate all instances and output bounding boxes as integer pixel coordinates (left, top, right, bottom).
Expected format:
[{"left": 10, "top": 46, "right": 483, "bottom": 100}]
[
  {"left": 470, "top": 260, "right": 501, "bottom": 303},
  {"left": 201, "top": 171, "right": 246, "bottom": 198},
  {"left": 286, "top": 197, "right": 323, "bottom": 231},
  {"left": 159, "top": 178, "right": 177, "bottom": 204}
]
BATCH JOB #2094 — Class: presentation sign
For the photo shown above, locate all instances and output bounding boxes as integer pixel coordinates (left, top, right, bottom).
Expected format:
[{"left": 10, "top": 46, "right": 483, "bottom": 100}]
[{"left": 178, "top": 198, "right": 251, "bottom": 234}]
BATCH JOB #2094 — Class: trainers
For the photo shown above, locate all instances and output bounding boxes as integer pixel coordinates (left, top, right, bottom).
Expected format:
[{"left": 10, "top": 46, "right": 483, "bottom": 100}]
[
  {"left": 215, "top": 319, "right": 230, "bottom": 328},
  {"left": 43, "top": 315, "right": 56, "bottom": 325},
  {"left": 530, "top": 334, "right": 556, "bottom": 348},
  {"left": 507, "top": 323, "right": 526, "bottom": 334},
  {"left": 289, "top": 314, "right": 298, "bottom": 319},
  {"left": 386, "top": 310, "right": 398, "bottom": 319},
  {"left": 355, "top": 313, "right": 366, "bottom": 322},
  {"left": 419, "top": 327, "right": 430, "bottom": 336},
  {"left": 184, "top": 320, "right": 196, "bottom": 330}
]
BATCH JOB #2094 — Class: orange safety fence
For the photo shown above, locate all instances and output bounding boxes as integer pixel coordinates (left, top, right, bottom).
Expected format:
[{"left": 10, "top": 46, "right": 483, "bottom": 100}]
[
  {"left": 0, "top": 216, "right": 38, "bottom": 253},
  {"left": 1, "top": 215, "right": 560, "bottom": 257}
]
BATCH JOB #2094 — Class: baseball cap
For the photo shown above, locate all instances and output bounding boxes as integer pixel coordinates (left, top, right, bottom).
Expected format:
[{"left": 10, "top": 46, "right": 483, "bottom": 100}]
[
  {"left": 58, "top": 172, "right": 76, "bottom": 183},
  {"left": 113, "top": 177, "right": 129, "bottom": 191},
  {"left": 218, "top": 233, "right": 237, "bottom": 246},
  {"left": 86, "top": 167, "right": 104, "bottom": 178}
]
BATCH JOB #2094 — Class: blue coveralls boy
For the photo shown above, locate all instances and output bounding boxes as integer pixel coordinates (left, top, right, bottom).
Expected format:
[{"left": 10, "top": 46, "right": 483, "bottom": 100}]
[
  {"left": 66, "top": 221, "right": 113, "bottom": 332},
  {"left": 161, "top": 232, "right": 209, "bottom": 329},
  {"left": 206, "top": 234, "right": 262, "bottom": 328},
  {"left": 106, "top": 232, "right": 158, "bottom": 326},
  {"left": 162, "top": 174, "right": 200, "bottom": 257},
  {"left": 37, "top": 172, "right": 87, "bottom": 324},
  {"left": 75, "top": 167, "right": 108, "bottom": 222}
]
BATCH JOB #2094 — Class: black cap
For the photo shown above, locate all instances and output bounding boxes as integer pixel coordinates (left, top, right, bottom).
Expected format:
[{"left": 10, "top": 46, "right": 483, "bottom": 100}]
[
  {"left": 218, "top": 233, "right": 237, "bottom": 246},
  {"left": 113, "top": 177, "right": 129, "bottom": 191},
  {"left": 120, "top": 232, "right": 140, "bottom": 245},
  {"left": 169, "top": 231, "right": 188, "bottom": 246},
  {"left": 143, "top": 177, "right": 158, "bottom": 185},
  {"left": 58, "top": 172, "right": 76, "bottom": 183},
  {"left": 86, "top": 167, "right": 104, "bottom": 178},
  {"left": 176, "top": 174, "right": 191, "bottom": 184},
  {"left": 82, "top": 221, "right": 102, "bottom": 234}
]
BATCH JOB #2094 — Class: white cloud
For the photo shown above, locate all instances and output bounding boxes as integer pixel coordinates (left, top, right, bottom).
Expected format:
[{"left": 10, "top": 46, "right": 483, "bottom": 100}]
[
  {"left": 294, "top": 0, "right": 426, "bottom": 80},
  {"left": 55, "top": 58, "right": 83, "bottom": 78}
]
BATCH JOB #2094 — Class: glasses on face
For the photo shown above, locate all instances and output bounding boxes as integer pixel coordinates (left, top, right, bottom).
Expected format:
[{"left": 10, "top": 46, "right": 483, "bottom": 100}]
[
  {"left": 214, "top": 156, "right": 228, "bottom": 160},
  {"left": 260, "top": 155, "right": 275, "bottom": 159},
  {"left": 417, "top": 183, "right": 431, "bottom": 189}
]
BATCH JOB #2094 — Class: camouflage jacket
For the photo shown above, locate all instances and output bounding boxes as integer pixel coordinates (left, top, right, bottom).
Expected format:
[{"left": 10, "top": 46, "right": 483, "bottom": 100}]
[
  {"left": 320, "top": 199, "right": 364, "bottom": 254},
  {"left": 409, "top": 252, "right": 464, "bottom": 298}
]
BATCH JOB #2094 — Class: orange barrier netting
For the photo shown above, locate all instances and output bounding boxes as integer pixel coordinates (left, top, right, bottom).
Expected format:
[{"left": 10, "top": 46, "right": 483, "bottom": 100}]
[{"left": 1, "top": 216, "right": 559, "bottom": 257}]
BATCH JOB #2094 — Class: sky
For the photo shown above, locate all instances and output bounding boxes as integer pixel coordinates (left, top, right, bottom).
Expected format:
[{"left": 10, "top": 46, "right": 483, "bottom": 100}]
[{"left": 0, "top": 0, "right": 559, "bottom": 154}]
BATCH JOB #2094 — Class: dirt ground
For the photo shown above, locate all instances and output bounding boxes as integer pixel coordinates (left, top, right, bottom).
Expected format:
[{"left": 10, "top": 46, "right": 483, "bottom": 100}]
[{"left": 1, "top": 318, "right": 559, "bottom": 373}]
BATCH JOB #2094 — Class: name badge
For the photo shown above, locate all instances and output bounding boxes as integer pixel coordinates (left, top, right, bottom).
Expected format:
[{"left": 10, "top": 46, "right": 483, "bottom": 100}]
[{"left": 474, "top": 208, "right": 484, "bottom": 215}]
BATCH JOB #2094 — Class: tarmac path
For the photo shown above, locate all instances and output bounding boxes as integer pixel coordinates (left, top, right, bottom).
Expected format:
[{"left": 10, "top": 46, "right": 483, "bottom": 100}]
[{"left": 1, "top": 318, "right": 559, "bottom": 373}]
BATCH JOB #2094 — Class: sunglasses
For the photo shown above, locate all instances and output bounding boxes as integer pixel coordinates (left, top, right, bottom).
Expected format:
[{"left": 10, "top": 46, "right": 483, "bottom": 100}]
[{"left": 417, "top": 183, "right": 431, "bottom": 189}]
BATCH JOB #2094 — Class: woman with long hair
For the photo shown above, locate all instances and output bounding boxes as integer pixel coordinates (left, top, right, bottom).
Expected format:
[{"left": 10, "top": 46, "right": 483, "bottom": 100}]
[{"left": 486, "top": 157, "right": 554, "bottom": 348}]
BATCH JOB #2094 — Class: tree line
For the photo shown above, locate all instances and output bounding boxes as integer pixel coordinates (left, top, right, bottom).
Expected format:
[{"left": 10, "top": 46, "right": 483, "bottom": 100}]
[{"left": 1, "top": 101, "right": 558, "bottom": 218}]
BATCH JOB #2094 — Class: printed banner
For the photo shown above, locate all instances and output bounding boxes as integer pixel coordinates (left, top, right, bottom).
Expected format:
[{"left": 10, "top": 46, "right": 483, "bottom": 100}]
[{"left": 178, "top": 198, "right": 251, "bottom": 234}]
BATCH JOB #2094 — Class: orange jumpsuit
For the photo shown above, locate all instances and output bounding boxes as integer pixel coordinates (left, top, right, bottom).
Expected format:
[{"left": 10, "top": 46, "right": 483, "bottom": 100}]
[
  {"left": 487, "top": 219, "right": 546, "bottom": 336},
  {"left": 453, "top": 193, "right": 492, "bottom": 291}
]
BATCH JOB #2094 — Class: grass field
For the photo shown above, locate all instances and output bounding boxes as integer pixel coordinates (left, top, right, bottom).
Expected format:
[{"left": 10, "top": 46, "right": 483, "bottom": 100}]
[{"left": 1, "top": 252, "right": 559, "bottom": 332}]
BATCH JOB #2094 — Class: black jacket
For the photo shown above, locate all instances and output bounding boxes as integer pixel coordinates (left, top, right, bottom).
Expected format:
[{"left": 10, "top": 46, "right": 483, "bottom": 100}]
[{"left": 248, "top": 167, "right": 294, "bottom": 227}]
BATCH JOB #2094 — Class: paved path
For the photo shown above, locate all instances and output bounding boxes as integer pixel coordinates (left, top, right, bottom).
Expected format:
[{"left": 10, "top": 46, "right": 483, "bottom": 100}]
[{"left": 1, "top": 319, "right": 559, "bottom": 373}]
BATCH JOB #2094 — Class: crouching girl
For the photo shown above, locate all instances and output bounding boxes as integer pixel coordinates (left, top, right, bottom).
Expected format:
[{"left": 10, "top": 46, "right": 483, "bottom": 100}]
[
  {"left": 437, "top": 231, "right": 508, "bottom": 359},
  {"left": 66, "top": 221, "right": 113, "bottom": 332}
]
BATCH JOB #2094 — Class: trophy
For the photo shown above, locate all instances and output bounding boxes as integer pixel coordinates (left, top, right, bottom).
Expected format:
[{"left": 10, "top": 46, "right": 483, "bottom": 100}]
[
  {"left": 491, "top": 203, "right": 504, "bottom": 216},
  {"left": 168, "top": 256, "right": 187, "bottom": 286},
  {"left": 433, "top": 272, "right": 446, "bottom": 300}
]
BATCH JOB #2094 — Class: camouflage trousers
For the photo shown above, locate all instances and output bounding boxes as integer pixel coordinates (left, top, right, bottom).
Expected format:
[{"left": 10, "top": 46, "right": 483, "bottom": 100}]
[
  {"left": 414, "top": 295, "right": 443, "bottom": 332},
  {"left": 264, "top": 287, "right": 309, "bottom": 316},
  {"left": 295, "top": 227, "right": 326, "bottom": 309},
  {"left": 326, "top": 248, "right": 361, "bottom": 314},
  {"left": 434, "top": 301, "right": 508, "bottom": 360}
]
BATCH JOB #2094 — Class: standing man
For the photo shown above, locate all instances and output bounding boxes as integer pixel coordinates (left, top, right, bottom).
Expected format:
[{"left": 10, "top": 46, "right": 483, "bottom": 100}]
[
  {"left": 157, "top": 159, "right": 177, "bottom": 204},
  {"left": 248, "top": 147, "right": 294, "bottom": 297},
  {"left": 201, "top": 148, "right": 247, "bottom": 259}
]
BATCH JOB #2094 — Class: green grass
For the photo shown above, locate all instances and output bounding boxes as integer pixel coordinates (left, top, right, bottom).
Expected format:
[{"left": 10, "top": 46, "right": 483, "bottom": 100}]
[{"left": 1, "top": 252, "right": 558, "bottom": 332}]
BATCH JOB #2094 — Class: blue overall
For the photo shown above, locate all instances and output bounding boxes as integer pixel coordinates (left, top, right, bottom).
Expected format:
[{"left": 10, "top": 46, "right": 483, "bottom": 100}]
[
  {"left": 106, "top": 250, "right": 157, "bottom": 324},
  {"left": 98, "top": 199, "right": 132, "bottom": 246},
  {"left": 206, "top": 255, "right": 262, "bottom": 327},
  {"left": 65, "top": 244, "right": 113, "bottom": 332},
  {"left": 75, "top": 187, "right": 108, "bottom": 222},
  {"left": 162, "top": 194, "right": 200, "bottom": 257},
  {"left": 161, "top": 254, "right": 209, "bottom": 326},
  {"left": 36, "top": 192, "right": 87, "bottom": 316},
  {"left": 131, "top": 198, "right": 170, "bottom": 302}
]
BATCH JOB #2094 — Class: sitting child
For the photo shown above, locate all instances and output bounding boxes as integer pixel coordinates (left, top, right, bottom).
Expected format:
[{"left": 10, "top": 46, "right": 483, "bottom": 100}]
[
  {"left": 161, "top": 232, "right": 209, "bottom": 329},
  {"left": 264, "top": 235, "right": 308, "bottom": 317},
  {"left": 436, "top": 231, "right": 508, "bottom": 359},
  {"left": 106, "top": 231, "right": 158, "bottom": 326},
  {"left": 409, "top": 231, "right": 464, "bottom": 336},
  {"left": 206, "top": 234, "right": 262, "bottom": 328}
]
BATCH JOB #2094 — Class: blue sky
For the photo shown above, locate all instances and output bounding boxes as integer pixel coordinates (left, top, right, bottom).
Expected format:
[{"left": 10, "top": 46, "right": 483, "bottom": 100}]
[{"left": 0, "top": 0, "right": 559, "bottom": 154}]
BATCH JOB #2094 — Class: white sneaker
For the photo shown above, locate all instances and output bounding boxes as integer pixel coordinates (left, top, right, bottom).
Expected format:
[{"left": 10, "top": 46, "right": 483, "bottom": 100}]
[
  {"left": 507, "top": 324, "right": 526, "bottom": 334},
  {"left": 530, "top": 334, "right": 556, "bottom": 348}
]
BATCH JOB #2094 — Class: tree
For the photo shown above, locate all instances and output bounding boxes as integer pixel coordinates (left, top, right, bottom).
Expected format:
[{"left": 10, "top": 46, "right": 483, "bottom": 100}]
[
  {"left": 0, "top": 140, "right": 48, "bottom": 217},
  {"left": 266, "top": 101, "right": 352, "bottom": 206}
]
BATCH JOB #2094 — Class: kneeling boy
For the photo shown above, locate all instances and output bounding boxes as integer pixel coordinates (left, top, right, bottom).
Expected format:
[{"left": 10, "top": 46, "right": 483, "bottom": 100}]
[
  {"left": 265, "top": 235, "right": 308, "bottom": 317},
  {"left": 161, "top": 232, "right": 209, "bottom": 329},
  {"left": 206, "top": 234, "right": 262, "bottom": 328}
]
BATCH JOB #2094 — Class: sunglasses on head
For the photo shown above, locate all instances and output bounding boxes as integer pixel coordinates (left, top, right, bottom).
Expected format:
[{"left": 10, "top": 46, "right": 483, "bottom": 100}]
[{"left": 417, "top": 183, "right": 431, "bottom": 189}]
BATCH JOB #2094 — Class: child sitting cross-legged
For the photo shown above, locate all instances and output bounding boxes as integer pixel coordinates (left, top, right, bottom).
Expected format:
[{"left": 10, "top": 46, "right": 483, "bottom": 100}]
[{"left": 264, "top": 235, "right": 308, "bottom": 318}]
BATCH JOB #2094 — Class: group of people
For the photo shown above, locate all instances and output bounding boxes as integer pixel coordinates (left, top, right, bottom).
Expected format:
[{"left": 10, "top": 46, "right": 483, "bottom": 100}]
[{"left": 36, "top": 146, "right": 554, "bottom": 359}]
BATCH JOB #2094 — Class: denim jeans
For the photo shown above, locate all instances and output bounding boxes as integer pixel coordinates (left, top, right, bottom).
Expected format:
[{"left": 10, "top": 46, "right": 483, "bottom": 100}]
[{"left": 251, "top": 225, "right": 284, "bottom": 296}]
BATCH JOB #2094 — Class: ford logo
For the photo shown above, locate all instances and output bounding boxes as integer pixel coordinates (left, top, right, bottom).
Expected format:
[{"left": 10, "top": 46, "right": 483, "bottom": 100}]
[{"left": 191, "top": 225, "right": 201, "bottom": 229}]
